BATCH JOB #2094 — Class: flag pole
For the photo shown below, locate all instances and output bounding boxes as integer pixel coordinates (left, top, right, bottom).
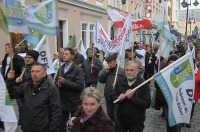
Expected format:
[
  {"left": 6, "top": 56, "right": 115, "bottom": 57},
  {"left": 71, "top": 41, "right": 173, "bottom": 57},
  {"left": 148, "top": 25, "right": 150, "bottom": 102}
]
[
  {"left": 91, "top": 50, "right": 94, "bottom": 73},
  {"left": 9, "top": 33, "right": 13, "bottom": 71},
  {"left": 113, "top": 36, "right": 126, "bottom": 89},
  {"left": 18, "top": 31, "right": 34, "bottom": 45},
  {"left": 58, "top": 30, "right": 62, "bottom": 76},
  {"left": 158, "top": 31, "right": 163, "bottom": 71},
  {"left": 114, "top": 76, "right": 154, "bottom": 103}
]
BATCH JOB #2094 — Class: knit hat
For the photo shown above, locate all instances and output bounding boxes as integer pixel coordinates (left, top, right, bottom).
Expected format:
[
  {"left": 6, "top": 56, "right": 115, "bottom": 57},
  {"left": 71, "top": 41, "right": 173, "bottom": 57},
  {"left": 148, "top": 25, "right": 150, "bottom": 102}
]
[
  {"left": 26, "top": 50, "right": 40, "bottom": 61},
  {"left": 167, "top": 54, "right": 179, "bottom": 64}
]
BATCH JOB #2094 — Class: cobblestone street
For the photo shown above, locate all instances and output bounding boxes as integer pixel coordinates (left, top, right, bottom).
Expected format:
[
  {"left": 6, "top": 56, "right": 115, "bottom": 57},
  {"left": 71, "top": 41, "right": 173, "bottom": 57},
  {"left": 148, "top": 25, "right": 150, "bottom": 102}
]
[{"left": 8, "top": 81, "right": 200, "bottom": 132}]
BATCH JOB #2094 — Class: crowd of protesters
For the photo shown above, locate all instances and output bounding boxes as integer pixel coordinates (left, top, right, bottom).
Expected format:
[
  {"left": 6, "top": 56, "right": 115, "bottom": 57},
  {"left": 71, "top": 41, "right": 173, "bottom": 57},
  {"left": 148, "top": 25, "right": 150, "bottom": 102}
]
[{"left": 0, "top": 39, "right": 200, "bottom": 132}]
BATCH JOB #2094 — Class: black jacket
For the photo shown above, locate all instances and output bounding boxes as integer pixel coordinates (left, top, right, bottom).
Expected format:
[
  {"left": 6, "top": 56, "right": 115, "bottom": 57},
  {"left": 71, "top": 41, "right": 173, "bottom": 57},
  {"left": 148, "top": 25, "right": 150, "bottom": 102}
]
[
  {"left": 111, "top": 76, "right": 151, "bottom": 126},
  {"left": 81, "top": 57, "right": 103, "bottom": 84},
  {"left": 99, "top": 66, "right": 125, "bottom": 100},
  {"left": 73, "top": 53, "right": 85, "bottom": 65},
  {"left": 55, "top": 62, "right": 84, "bottom": 111},
  {"left": 7, "top": 77, "right": 61, "bottom": 132},
  {"left": 1, "top": 53, "right": 25, "bottom": 80}
]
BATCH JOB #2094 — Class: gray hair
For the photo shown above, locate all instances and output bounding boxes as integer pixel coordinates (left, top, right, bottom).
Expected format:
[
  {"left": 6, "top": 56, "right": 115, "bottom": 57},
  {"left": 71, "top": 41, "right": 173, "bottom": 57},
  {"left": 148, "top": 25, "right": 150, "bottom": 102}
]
[
  {"left": 125, "top": 60, "right": 139, "bottom": 69},
  {"left": 80, "top": 87, "right": 101, "bottom": 103}
]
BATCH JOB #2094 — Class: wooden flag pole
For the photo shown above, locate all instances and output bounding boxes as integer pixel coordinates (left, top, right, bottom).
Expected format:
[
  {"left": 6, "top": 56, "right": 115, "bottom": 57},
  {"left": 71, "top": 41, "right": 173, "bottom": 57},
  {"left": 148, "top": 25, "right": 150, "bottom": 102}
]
[
  {"left": 9, "top": 33, "right": 13, "bottom": 71},
  {"left": 114, "top": 76, "right": 154, "bottom": 103},
  {"left": 58, "top": 30, "right": 62, "bottom": 76},
  {"left": 19, "top": 68, "right": 26, "bottom": 78},
  {"left": 91, "top": 51, "right": 94, "bottom": 73}
]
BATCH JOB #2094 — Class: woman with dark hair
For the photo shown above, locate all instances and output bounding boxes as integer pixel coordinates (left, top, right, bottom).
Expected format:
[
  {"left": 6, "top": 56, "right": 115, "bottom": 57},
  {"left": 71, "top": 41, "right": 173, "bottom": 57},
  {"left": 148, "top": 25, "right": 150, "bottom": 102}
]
[{"left": 66, "top": 87, "right": 114, "bottom": 132}]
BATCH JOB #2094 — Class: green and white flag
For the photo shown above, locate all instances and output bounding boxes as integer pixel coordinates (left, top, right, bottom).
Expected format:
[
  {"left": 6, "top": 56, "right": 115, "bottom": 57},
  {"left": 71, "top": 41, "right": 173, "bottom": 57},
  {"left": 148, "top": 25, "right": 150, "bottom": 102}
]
[
  {"left": 0, "top": 6, "right": 9, "bottom": 35},
  {"left": 23, "top": 31, "right": 43, "bottom": 48},
  {"left": 66, "top": 34, "right": 76, "bottom": 49},
  {"left": 0, "top": 72, "right": 17, "bottom": 132},
  {"left": 25, "top": 0, "right": 58, "bottom": 36},
  {"left": 157, "top": 3, "right": 173, "bottom": 58},
  {"left": 3, "top": 0, "right": 30, "bottom": 34},
  {"left": 77, "top": 39, "right": 87, "bottom": 59},
  {"left": 155, "top": 53, "right": 194, "bottom": 126}
]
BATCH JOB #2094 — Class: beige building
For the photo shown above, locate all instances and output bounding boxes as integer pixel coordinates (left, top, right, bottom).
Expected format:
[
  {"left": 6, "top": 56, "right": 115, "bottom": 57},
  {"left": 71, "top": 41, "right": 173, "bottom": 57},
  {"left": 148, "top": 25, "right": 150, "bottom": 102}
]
[
  {"left": 0, "top": 0, "right": 108, "bottom": 59},
  {"left": 178, "top": 8, "right": 200, "bottom": 35},
  {"left": 0, "top": 0, "right": 181, "bottom": 60}
]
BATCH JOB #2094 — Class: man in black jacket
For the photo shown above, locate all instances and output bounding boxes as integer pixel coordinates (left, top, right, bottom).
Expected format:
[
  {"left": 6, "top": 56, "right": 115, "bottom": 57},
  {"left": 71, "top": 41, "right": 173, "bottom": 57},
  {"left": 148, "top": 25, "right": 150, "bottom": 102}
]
[
  {"left": 55, "top": 48, "right": 84, "bottom": 132},
  {"left": 7, "top": 63, "right": 61, "bottom": 132},
  {"left": 99, "top": 54, "right": 125, "bottom": 122},
  {"left": 1, "top": 43, "right": 25, "bottom": 126},
  {"left": 1, "top": 43, "right": 25, "bottom": 80},
  {"left": 81, "top": 48, "right": 103, "bottom": 87},
  {"left": 111, "top": 60, "right": 151, "bottom": 132}
]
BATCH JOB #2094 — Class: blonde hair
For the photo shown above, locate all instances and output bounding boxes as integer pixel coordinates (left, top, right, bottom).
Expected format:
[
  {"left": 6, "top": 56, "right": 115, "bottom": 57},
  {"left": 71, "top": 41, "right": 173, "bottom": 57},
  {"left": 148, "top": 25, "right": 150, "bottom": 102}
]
[{"left": 80, "top": 87, "right": 101, "bottom": 103}]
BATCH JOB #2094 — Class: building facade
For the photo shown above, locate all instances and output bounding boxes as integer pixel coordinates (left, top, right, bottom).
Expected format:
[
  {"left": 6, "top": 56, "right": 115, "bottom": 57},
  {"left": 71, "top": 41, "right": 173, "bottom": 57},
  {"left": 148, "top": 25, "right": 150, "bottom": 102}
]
[
  {"left": 0, "top": 0, "right": 108, "bottom": 59},
  {"left": 0, "top": 0, "right": 182, "bottom": 59},
  {"left": 178, "top": 8, "right": 200, "bottom": 35}
]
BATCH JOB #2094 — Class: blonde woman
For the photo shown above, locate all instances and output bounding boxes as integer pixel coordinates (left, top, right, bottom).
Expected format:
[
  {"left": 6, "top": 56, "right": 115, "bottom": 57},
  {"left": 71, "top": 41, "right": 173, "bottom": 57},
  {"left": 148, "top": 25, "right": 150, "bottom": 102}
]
[{"left": 67, "top": 87, "right": 114, "bottom": 132}]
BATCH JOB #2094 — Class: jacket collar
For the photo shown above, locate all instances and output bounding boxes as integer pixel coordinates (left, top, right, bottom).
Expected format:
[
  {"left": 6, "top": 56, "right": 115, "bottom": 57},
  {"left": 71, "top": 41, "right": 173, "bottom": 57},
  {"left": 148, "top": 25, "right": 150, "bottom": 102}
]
[{"left": 61, "top": 62, "right": 75, "bottom": 75}]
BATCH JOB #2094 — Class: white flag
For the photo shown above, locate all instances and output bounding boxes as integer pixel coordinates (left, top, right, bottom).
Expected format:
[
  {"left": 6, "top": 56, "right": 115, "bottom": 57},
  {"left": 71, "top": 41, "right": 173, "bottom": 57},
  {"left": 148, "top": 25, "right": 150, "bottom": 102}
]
[
  {"left": 95, "top": 16, "right": 132, "bottom": 53},
  {"left": 0, "top": 73, "right": 17, "bottom": 132},
  {"left": 117, "top": 14, "right": 133, "bottom": 69},
  {"left": 34, "top": 35, "right": 55, "bottom": 75}
]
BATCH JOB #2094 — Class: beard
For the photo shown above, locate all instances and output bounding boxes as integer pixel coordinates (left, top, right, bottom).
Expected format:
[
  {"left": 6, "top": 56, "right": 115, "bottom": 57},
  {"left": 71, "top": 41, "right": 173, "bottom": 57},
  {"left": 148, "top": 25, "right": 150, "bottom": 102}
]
[{"left": 125, "top": 74, "right": 137, "bottom": 81}]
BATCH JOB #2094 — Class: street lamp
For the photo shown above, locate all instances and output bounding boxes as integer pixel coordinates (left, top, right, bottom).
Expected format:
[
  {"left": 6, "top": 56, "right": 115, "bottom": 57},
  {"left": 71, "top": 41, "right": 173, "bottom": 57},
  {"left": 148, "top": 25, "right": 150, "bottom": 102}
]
[
  {"left": 181, "top": 0, "right": 199, "bottom": 37},
  {"left": 188, "top": 17, "right": 196, "bottom": 35}
]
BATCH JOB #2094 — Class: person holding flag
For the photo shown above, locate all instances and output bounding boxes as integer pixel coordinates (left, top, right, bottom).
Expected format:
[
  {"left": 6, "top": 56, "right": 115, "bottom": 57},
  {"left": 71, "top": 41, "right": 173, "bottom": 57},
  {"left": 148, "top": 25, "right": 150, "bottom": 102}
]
[
  {"left": 81, "top": 48, "right": 103, "bottom": 87},
  {"left": 6, "top": 63, "right": 62, "bottom": 132},
  {"left": 99, "top": 54, "right": 125, "bottom": 122},
  {"left": 55, "top": 48, "right": 84, "bottom": 132},
  {"left": 111, "top": 60, "right": 151, "bottom": 132},
  {"left": 155, "top": 54, "right": 181, "bottom": 132}
]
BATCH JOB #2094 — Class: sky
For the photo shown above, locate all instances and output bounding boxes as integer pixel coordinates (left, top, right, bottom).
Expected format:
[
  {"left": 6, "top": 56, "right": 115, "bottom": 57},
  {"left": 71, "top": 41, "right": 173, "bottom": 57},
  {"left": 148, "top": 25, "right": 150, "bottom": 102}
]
[{"left": 180, "top": 0, "right": 200, "bottom": 10}]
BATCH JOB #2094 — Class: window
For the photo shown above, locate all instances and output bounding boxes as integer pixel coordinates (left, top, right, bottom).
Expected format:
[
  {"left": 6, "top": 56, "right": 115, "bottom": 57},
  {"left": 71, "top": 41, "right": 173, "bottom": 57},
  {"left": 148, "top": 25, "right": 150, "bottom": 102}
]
[{"left": 81, "top": 23, "right": 95, "bottom": 48}]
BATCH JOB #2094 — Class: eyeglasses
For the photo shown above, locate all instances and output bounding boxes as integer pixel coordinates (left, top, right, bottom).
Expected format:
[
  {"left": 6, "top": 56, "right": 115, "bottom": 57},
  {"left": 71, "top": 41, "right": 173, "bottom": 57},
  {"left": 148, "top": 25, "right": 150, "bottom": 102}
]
[{"left": 25, "top": 56, "right": 33, "bottom": 59}]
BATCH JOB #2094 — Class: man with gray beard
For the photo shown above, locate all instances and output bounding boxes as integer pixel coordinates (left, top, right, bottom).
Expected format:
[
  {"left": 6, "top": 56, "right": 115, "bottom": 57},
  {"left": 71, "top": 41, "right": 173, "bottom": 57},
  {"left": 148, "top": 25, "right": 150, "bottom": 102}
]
[{"left": 111, "top": 60, "right": 151, "bottom": 132}]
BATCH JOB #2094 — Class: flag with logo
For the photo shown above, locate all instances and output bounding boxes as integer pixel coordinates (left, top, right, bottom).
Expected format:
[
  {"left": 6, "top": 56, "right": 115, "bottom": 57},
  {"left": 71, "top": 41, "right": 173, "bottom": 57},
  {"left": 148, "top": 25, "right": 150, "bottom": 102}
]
[
  {"left": 0, "top": 6, "right": 9, "bottom": 35},
  {"left": 23, "top": 31, "right": 43, "bottom": 48},
  {"left": 154, "top": 52, "right": 194, "bottom": 126},
  {"left": 3, "top": 0, "right": 30, "bottom": 34},
  {"left": 157, "top": 4, "right": 173, "bottom": 58},
  {"left": 66, "top": 34, "right": 76, "bottom": 49},
  {"left": 0, "top": 72, "right": 17, "bottom": 132},
  {"left": 34, "top": 35, "right": 55, "bottom": 75},
  {"left": 25, "top": 0, "right": 58, "bottom": 36}
]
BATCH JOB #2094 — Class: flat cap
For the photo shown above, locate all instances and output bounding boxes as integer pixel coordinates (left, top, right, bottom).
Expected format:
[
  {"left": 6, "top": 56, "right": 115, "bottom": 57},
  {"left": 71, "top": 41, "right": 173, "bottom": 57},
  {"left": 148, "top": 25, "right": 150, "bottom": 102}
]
[{"left": 105, "top": 54, "right": 117, "bottom": 62}]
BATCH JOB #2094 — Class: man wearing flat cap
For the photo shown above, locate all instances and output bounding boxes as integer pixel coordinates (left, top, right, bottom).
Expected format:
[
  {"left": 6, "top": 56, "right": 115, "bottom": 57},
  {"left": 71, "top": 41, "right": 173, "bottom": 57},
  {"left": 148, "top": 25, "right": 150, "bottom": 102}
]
[{"left": 99, "top": 54, "right": 125, "bottom": 122}]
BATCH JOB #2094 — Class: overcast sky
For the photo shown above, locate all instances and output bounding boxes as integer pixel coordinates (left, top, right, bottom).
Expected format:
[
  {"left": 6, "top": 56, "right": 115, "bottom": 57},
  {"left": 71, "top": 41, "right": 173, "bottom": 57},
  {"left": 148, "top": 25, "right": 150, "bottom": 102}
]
[{"left": 180, "top": 0, "right": 200, "bottom": 10}]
